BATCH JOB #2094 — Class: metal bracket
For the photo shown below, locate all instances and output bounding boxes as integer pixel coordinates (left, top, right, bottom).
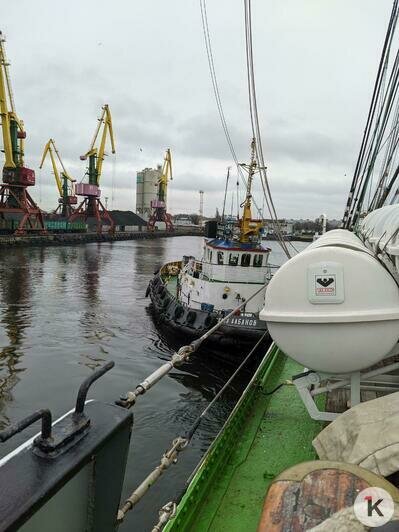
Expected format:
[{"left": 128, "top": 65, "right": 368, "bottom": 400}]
[
  {"left": 293, "top": 355, "right": 399, "bottom": 422},
  {"left": 0, "top": 361, "right": 115, "bottom": 458},
  {"left": 293, "top": 372, "right": 338, "bottom": 422}
]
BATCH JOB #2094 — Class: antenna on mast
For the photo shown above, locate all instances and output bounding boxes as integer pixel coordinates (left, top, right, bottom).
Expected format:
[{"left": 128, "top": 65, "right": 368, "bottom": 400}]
[
  {"left": 199, "top": 190, "right": 204, "bottom": 227},
  {"left": 221, "top": 166, "right": 231, "bottom": 222}
]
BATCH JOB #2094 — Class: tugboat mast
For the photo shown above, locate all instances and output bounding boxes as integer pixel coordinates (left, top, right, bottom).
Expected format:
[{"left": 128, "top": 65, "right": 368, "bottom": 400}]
[{"left": 238, "top": 138, "right": 263, "bottom": 243}]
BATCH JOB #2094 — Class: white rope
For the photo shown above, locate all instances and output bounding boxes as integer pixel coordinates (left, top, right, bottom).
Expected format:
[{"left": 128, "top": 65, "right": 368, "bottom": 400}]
[{"left": 117, "top": 281, "right": 268, "bottom": 409}]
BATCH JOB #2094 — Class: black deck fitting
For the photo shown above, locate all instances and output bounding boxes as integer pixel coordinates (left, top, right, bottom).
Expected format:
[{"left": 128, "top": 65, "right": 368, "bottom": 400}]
[
  {"left": 0, "top": 409, "right": 52, "bottom": 443},
  {"left": 74, "top": 361, "right": 115, "bottom": 416}
]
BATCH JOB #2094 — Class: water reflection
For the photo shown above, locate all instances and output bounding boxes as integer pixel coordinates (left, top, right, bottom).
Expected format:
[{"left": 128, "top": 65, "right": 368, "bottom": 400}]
[
  {"left": 0, "top": 251, "right": 31, "bottom": 427},
  {"left": 0, "top": 237, "right": 305, "bottom": 531},
  {"left": 78, "top": 244, "right": 112, "bottom": 370}
]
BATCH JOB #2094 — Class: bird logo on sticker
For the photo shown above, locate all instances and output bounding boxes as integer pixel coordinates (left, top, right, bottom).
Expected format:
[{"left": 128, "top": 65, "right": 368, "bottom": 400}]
[{"left": 316, "top": 277, "right": 334, "bottom": 287}]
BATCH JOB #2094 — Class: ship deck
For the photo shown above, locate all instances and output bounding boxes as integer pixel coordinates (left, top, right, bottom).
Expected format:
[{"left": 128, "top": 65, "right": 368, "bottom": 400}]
[
  {"left": 165, "top": 345, "right": 324, "bottom": 531},
  {"left": 164, "top": 274, "right": 178, "bottom": 297}
]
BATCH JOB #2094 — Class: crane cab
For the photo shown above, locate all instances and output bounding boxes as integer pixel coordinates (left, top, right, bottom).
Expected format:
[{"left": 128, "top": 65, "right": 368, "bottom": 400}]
[{"left": 3, "top": 166, "right": 35, "bottom": 186}]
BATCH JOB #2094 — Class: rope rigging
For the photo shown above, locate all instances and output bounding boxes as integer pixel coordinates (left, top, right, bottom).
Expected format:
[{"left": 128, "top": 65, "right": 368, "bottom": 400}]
[
  {"left": 199, "top": 0, "right": 262, "bottom": 218},
  {"left": 116, "top": 281, "right": 268, "bottom": 409},
  {"left": 244, "top": 0, "right": 291, "bottom": 258},
  {"left": 199, "top": 0, "right": 291, "bottom": 257},
  {"left": 117, "top": 329, "right": 269, "bottom": 525},
  {"left": 343, "top": 0, "right": 399, "bottom": 228}
]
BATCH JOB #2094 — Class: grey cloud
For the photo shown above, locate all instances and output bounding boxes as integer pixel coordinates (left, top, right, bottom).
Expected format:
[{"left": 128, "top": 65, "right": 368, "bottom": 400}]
[{"left": 1, "top": 0, "right": 393, "bottom": 219}]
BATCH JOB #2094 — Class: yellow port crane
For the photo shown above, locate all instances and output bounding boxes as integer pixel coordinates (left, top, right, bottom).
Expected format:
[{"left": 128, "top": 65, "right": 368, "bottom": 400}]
[
  {"left": 39, "top": 139, "right": 77, "bottom": 217},
  {"left": 0, "top": 31, "right": 46, "bottom": 234},
  {"left": 147, "top": 148, "right": 174, "bottom": 231},
  {"left": 69, "top": 104, "right": 116, "bottom": 233}
]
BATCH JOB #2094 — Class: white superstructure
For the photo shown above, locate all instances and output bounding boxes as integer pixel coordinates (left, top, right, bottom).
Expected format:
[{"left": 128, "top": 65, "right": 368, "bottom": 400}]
[{"left": 178, "top": 238, "right": 271, "bottom": 314}]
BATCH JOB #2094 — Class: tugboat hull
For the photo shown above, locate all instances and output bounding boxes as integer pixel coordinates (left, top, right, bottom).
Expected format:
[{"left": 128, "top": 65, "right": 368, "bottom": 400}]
[{"left": 147, "top": 272, "right": 271, "bottom": 356}]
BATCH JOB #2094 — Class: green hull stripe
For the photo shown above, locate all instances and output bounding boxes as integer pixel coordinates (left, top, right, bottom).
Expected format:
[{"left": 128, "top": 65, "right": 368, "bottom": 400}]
[{"left": 165, "top": 345, "right": 324, "bottom": 531}]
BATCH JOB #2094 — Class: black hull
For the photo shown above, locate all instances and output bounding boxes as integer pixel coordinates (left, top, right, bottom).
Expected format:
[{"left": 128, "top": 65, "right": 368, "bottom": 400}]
[{"left": 147, "top": 273, "right": 271, "bottom": 358}]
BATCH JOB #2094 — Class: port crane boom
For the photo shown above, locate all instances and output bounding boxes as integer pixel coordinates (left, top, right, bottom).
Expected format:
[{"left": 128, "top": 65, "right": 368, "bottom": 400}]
[
  {"left": 0, "top": 31, "right": 45, "bottom": 234},
  {"left": 80, "top": 104, "right": 115, "bottom": 186},
  {"left": 39, "top": 139, "right": 77, "bottom": 217},
  {"left": 69, "top": 105, "right": 116, "bottom": 233},
  {"left": 148, "top": 148, "right": 174, "bottom": 231}
]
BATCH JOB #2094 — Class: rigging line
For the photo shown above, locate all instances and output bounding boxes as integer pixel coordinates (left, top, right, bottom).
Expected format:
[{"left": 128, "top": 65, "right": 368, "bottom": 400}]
[
  {"left": 360, "top": 46, "right": 399, "bottom": 189},
  {"left": 199, "top": 0, "right": 263, "bottom": 217},
  {"left": 350, "top": 50, "right": 399, "bottom": 223},
  {"left": 376, "top": 89, "right": 399, "bottom": 200},
  {"left": 343, "top": 0, "right": 399, "bottom": 227},
  {"left": 370, "top": 98, "right": 399, "bottom": 209},
  {"left": 354, "top": 51, "right": 399, "bottom": 220},
  {"left": 367, "top": 58, "right": 392, "bottom": 209},
  {"left": 245, "top": 0, "right": 288, "bottom": 254},
  {"left": 351, "top": 8, "right": 399, "bottom": 224},
  {"left": 184, "top": 330, "right": 268, "bottom": 440},
  {"left": 244, "top": 0, "right": 290, "bottom": 257},
  {"left": 149, "top": 333, "right": 271, "bottom": 531},
  {"left": 121, "top": 331, "right": 268, "bottom": 528}
]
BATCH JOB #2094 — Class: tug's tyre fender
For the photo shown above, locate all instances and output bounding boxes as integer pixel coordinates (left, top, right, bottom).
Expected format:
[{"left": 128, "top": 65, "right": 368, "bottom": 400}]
[
  {"left": 157, "top": 284, "right": 164, "bottom": 294},
  {"left": 204, "top": 314, "right": 216, "bottom": 328},
  {"left": 174, "top": 305, "right": 184, "bottom": 319},
  {"left": 186, "top": 310, "right": 196, "bottom": 325},
  {"left": 162, "top": 297, "right": 170, "bottom": 309}
]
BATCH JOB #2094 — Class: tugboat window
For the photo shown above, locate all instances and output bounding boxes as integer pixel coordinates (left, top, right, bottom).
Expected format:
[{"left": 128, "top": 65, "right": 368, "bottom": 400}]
[
  {"left": 241, "top": 253, "right": 251, "bottom": 267},
  {"left": 229, "top": 253, "right": 239, "bottom": 266},
  {"left": 253, "top": 254, "right": 263, "bottom": 267},
  {"left": 217, "top": 252, "right": 224, "bottom": 265}
]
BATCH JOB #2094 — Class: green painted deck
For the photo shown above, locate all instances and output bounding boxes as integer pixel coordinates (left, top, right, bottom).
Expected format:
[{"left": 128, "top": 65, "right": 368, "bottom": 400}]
[{"left": 166, "top": 346, "right": 324, "bottom": 531}]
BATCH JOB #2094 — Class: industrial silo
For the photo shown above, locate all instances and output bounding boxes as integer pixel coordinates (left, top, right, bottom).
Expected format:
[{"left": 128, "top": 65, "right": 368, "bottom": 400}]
[{"left": 136, "top": 166, "right": 162, "bottom": 220}]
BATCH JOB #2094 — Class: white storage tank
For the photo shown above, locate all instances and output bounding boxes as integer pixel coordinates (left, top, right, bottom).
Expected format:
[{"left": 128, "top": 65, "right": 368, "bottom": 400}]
[
  {"left": 136, "top": 166, "right": 161, "bottom": 221},
  {"left": 260, "top": 230, "right": 399, "bottom": 374}
]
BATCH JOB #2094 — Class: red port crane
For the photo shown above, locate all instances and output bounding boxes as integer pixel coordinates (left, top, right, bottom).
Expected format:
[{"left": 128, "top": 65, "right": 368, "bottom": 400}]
[{"left": 0, "top": 32, "right": 46, "bottom": 235}]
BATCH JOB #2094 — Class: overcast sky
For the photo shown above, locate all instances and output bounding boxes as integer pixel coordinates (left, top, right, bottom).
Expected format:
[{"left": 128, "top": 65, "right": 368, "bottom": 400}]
[{"left": 1, "top": 0, "right": 394, "bottom": 218}]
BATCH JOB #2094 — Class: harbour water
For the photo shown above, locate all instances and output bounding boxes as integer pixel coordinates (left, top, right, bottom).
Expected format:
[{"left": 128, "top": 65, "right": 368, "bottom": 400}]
[{"left": 0, "top": 236, "right": 307, "bottom": 530}]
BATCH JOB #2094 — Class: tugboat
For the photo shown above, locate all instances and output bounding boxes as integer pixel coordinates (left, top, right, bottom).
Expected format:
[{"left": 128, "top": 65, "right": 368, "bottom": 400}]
[{"left": 147, "top": 140, "right": 273, "bottom": 354}]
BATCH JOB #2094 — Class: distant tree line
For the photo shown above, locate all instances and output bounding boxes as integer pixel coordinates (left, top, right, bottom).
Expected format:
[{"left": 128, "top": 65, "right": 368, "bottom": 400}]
[
  {"left": 174, "top": 213, "right": 201, "bottom": 225},
  {"left": 293, "top": 220, "right": 339, "bottom": 233}
]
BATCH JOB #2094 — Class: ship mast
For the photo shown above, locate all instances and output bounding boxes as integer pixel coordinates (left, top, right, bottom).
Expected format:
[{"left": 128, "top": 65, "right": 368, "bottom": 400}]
[{"left": 238, "top": 138, "right": 263, "bottom": 243}]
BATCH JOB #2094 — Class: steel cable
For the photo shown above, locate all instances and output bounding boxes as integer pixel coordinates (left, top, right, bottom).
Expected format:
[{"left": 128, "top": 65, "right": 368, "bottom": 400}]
[
  {"left": 244, "top": 0, "right": 291, "bottom": 258},
  {"left": 199, "top": 0, "right": 263, "bottom": 218}
]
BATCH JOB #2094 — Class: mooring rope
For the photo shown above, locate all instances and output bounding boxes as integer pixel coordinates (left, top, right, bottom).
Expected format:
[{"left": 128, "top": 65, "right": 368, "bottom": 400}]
[
  {"left": 116, "top": 281, "right": 268, "bottom": 409},
  {"left": 117, "top": 330, "right": 268, "bottom": 525}
]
